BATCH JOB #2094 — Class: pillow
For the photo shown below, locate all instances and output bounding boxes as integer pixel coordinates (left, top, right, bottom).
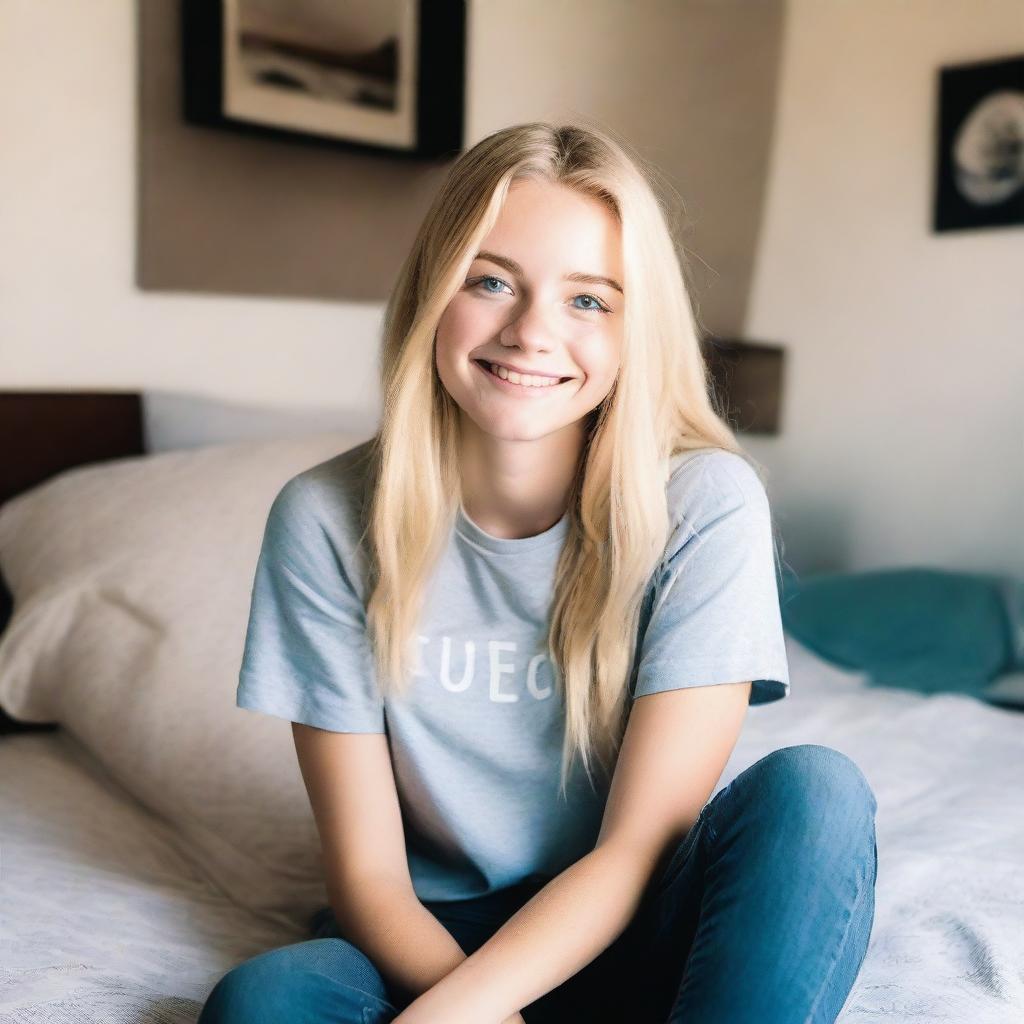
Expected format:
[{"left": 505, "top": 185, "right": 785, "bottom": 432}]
[
  {"left": 781, "top": 631, "right": 869, "bottom": 700},
  {"left": 779, "top": 566, "right": 1024, "bottom": 706},
  {"left": 142, "top": 388, "right": 379, "bottom": 453},
  {"left": 0, "top": 430, "right": 370, "bottom": 929},
  {"left": 984, "top": 672, "right": 1024, "bottom": 708}
]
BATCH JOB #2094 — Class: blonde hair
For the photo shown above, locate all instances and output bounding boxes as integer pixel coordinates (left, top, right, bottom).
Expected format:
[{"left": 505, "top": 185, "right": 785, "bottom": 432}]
[{"left": 361, "top": 119, "right": 761, "bottom": 798}]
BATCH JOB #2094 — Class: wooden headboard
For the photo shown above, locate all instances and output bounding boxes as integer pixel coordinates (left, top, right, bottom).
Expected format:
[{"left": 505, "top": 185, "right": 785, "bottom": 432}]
[
  {"left": 0, "top": 391, "right": 145, "bottom": 506},
  {"left": 0, "top": 390, "right": 147, "bottom": 735}
]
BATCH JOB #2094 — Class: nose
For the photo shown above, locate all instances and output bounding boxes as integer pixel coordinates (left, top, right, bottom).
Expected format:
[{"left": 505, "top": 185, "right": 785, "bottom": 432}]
[{"left": 499, "top": 297, "right": 558, "bottom": 356}]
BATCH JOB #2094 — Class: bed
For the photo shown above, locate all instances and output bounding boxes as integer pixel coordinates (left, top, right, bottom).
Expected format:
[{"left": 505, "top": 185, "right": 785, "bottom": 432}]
[{"left": 1, "top": 391, "right": 1021, "bottom": 1024}]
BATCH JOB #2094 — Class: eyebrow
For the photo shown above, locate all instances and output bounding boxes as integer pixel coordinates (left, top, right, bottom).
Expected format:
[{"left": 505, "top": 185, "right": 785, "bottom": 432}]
[{"left": 474, "top": 250, "right": 624, "bottom": 295}]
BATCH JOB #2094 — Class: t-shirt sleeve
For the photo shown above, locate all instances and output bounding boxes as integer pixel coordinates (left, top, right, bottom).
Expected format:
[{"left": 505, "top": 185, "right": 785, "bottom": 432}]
[
  {"left": 236, "top": 474, "right": 386, "bottom": 733},
  {"left": 631, "top": 455, "right": 790, "bottom": 706}
]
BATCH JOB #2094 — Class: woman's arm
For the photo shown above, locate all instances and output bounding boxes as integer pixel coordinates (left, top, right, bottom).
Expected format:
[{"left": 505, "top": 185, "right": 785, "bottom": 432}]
[
  {"left": 392, "top": 839, "right": 657, "bottom": 1024},
  {"left": 292, "top": 723, "right": 525, "bottom": 1021},
  {"left": 392, "top": 680, "right": 752, "bottom": 1024},
  {"left": 330, "top": 884, "right": 527, "bottom": 1023}
]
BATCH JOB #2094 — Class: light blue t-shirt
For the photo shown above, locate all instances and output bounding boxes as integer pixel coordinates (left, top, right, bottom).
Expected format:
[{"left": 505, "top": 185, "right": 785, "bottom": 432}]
[{"left": 236, "top": 440, "right": 790, "bottom": 902}]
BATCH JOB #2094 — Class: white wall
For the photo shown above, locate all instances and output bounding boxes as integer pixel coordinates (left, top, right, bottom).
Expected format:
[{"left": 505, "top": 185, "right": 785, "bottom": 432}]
[{"left": 744, "top": 0, "right": 1024, "bottom": 576}]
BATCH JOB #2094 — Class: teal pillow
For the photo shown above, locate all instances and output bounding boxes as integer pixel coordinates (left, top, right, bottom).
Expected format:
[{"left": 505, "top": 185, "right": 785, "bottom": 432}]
[{"left": 779, "top": 567, "right": 1021, "bottom": 698}]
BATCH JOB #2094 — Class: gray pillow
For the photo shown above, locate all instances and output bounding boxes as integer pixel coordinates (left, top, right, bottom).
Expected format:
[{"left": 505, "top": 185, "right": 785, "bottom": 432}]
[{"left": 0, "top": 431, "right": 369, "bottom": 929}]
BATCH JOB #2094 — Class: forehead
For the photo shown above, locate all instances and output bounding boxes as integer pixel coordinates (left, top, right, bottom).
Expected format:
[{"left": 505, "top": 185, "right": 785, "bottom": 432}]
[{"left": 478, "top": 179, "right": 622, "bottom": 279}]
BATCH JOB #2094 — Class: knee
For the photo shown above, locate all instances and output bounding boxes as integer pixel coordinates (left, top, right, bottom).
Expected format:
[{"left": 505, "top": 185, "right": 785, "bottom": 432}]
[
  {"left": 199, "top": 955, "right": 295, "bottom": 1024},
  {"left": 753, "top": 744, "right": 877, "bottom": 825},
  {"left": 198, "top": 940, "right": 381, "bottom": 1024}
]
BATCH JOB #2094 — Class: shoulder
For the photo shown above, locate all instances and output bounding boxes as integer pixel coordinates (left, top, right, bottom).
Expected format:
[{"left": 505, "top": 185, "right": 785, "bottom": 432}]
[
  {"left": 666, "top": 447, "right": 769, "bottom": 523},
  {"left": 263, "top": 439, "right": 376, "bottom": 583},
  {"left": 662, "top": 448, "right": 772, "bottom": 563},
  {"left": 271, "top": 438, "right": 374, "bottom": 525}
]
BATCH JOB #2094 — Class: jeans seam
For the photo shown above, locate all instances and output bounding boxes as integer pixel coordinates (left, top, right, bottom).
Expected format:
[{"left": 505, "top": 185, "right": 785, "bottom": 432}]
[
  {"left": 314, "top": 979, "right": 394, "bottom": 1014},
  {"left": 348, "top": 987, "right": 394, "bottom": 1010},
  {"left": 702, "top": 810, "right": 718, "bottom": 847},
  {"left": 802, "top": 847, "right": 873, "bottom": 1024},
  {"left": 701, "top": 794, "right": 720, "bottom": 847},
  {"left": 299, "top": 929, "right": 398, "bottom": 1013}
]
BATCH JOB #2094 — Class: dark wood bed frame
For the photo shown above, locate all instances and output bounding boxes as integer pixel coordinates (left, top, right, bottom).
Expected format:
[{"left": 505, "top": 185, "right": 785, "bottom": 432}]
[{"left": 0, "top": 390, "right": 146, "bottom": 735}]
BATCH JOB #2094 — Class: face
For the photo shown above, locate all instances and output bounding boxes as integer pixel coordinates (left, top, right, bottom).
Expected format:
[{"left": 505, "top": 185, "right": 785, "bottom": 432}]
[{"left": 434, "top": 177, "right": 624, "bottom": 447}]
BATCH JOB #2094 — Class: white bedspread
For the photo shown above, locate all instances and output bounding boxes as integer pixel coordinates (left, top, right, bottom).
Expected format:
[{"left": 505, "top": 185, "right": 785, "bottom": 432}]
[{"left": 2, "top": 638, "right": 1022, "bottom": 1023}]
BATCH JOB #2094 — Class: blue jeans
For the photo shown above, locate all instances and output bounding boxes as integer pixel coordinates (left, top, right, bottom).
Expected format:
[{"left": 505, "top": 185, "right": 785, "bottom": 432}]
[{"left": 198, "top": 743, "right": 878, "bottom": 1024}]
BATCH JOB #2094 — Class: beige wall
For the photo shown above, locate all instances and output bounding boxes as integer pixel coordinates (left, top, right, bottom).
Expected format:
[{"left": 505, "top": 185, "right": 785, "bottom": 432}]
[
  {"left": 742, "top": 0, "right": 1024, "bottom": 576},
  {"left": 136, "top": 0, "right": 460, "bottom": 303},
  {"left": 27, "top": 2, "right": 1022, "bottom": 577},
  {"left": 2, "top": 0, "right": 781, "bottom": 423},
  {"left": 465, "top": 0, "right": 785, "bottom": 338}
]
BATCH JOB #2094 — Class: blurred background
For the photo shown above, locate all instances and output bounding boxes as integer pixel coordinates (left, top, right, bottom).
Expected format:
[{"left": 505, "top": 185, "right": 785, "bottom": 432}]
[{"left": 2, "top": 0, "right": 1021, "bottom": 580}]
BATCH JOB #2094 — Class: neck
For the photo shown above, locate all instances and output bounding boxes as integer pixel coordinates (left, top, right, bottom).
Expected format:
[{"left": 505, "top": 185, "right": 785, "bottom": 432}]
[{"left": 457, "top": 417, "right": 585, "bottom": 540}]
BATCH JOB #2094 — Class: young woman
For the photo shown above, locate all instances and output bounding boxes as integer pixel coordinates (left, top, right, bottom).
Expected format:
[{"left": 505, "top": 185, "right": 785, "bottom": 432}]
[{"left": 199, "top": 121, "right": 878, "bottom": 1024}]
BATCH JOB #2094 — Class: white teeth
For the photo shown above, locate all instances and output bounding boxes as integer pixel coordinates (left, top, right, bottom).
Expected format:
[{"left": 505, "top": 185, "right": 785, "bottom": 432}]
[{"left": 488, "top": 362, "right": 562, "bottom": 388}]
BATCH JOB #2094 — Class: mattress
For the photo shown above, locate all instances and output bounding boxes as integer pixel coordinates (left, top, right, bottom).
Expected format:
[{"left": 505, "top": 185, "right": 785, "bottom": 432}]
[
  {"left": 0, "top": 732, "right": 308, "bottom": 1024},
  {"left": 1, "top": 637, "right": 1022, "bottom": 1023}
]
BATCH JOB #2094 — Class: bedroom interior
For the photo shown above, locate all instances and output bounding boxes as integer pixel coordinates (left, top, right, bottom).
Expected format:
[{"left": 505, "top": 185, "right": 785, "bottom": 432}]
[{"left": 1, "top": 1, "right": 1022, "bottom": 1022}]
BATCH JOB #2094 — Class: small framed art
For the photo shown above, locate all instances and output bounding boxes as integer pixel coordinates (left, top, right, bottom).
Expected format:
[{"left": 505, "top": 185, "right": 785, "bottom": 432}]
[
  {"left": 181, "top": 0, "right": 465, "bottom": 159},
  {"left": 701, "top": 337, "right": 786, "bottom": 436},
  {"left": 934, "top": 53, "right": 1024, "bottom": 232}
]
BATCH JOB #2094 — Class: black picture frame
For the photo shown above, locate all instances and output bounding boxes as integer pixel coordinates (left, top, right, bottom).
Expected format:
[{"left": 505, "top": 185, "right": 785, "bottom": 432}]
[
  {"left": 181, "top": 0, "right": 465, "bottom": 161},
  {"left": 701, "top": 337, "right": 786, "bottom": 436},
  {"left": 933, "top": 53, "right": 1024, "bottom": 232}
]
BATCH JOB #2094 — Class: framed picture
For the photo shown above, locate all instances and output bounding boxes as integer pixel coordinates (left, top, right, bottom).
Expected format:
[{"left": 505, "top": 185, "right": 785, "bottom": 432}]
[
  {"left": 181, "top": 0, "right": 465, "bottom": 159},
  {"left": 934, "top": 53, "right": 1024, "bottom": 232},
  {"left": 701, "top": 337, "right": 786, "bottom": 435}
]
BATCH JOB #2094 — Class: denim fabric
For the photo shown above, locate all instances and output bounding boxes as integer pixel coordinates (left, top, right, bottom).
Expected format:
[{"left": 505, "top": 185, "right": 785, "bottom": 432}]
[{"left": 198, "top": 744, "right": 877, "bottom": 1024}]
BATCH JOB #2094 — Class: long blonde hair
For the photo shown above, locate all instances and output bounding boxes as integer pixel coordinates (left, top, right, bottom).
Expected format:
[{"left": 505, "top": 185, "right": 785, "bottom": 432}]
[{"left": 361, "top": 120, "right": 758, "bottom": 797}]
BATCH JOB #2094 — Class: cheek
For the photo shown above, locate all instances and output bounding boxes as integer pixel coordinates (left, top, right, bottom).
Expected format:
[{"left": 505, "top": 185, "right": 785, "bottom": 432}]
[
  {"left": 437, "top": 296, "right": 489, "bottom": 350},
  {"left": 575, "top": 331, "right": 621, "bottom": 382},
  {"left": 433, "top": 311, "right": 464, "bottom": 376},
  {"left": 434, "top": 304, "right": 484, "bottom": 391}
]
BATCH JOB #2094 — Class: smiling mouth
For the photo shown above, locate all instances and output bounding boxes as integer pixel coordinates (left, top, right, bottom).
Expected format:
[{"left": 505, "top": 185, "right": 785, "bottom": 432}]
[{"left": 474, "top": 359, "right": 574, "bottom": 387}]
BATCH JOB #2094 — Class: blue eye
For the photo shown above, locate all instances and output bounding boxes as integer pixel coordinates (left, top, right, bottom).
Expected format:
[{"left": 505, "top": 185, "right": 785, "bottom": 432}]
[
  {"left": 572, "top": 294, "right": 610, "bottom": 314},
  {"left": 469, "top": 275, "right": 611, "bottom": 314},
  {"left": 476, "top": 275, "right": 510, "bottom": 295}
]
